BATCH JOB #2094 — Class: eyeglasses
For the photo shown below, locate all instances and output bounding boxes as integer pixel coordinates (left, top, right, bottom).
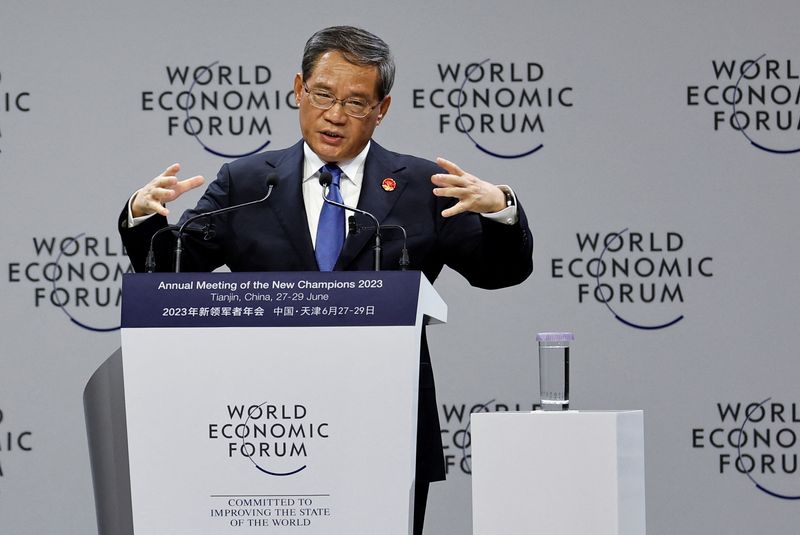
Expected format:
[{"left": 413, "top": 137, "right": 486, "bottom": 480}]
[{"left": 302, "top": 83, "right": 381, "bottom": 119}]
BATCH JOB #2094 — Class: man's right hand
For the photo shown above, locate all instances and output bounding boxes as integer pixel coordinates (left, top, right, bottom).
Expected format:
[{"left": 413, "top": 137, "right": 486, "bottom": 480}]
[{"left": 131, "top": 163, "right": 205, "bottom": 218}]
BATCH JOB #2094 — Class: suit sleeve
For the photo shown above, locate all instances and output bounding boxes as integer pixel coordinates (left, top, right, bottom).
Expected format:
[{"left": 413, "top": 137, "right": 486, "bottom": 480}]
[
  {"left": 422, "top": 157, "right": 532, "bottom": 289},
  {"left": 436, "top": 202, "right": 533, "bottom": 289}
]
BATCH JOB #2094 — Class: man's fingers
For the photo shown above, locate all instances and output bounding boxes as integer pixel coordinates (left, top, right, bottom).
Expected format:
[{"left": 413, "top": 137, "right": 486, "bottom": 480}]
[
  {"left": 150, "top": 201, "right": 170, "bottom": 217},
  {"left": 431, "top": 173, "right": 469, "bottom": 188},
  {"left": 151, "top": 173, "right": 203, "bottom": 194},
  {"left": 435, "top": 184, "right": 478, "bottom": 217},
  {"left": 150, "top": 186, "right": 180, "bottom": 203},
  {"left": 433, "top": 186, "right": 466, "bottom": 200},
  {"left": 145, "top": 175, "right": 204, "bottom": 209},
  {"left": 151, "top": 175, "right": 179, "bottom": 191},
  {"left": 431, "top": 157, "right": 505, "bottom": 215},
  {"left": 148, "top": 172, "right": 203, "bottom": 201},
  {"left": 134, "top": 191, "right": 169, "bottom": 217},
  {"left": 162, "top": 163, "right": 181, "bottom": 177},
  {"left": 441, "top": 202, "right": 467, "bottom": 218},
  {"left": 175, "top": 175, "right": 205, "bottom": 194},
  {"left": 436, "top": 157, "right": 464, "bottom": 176},
  {"left": 132, "top": 163, "right": 192, "bottom": 219}
]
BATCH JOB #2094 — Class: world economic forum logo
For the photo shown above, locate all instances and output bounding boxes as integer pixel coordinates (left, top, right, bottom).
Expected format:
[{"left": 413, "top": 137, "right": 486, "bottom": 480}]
[
  {"left": 6, "top": 232, "right": 130, "bottom": 333},
  {"left": 412, "top": 57, "right": 574, "bottom": 159},
  {"left": 692, "top": 398, "right": 800, "bottom": 500},
  {"left": 687, "top": 54, "right": 800, "bottom": 154},
  {"left": 209, "top": 401, "right": 329, "bottom": 477},
  {"left": 141, "top": 61, "right": 297, "bottom": 159},
  {"left": 551, "top": 228, "right": 714, "bottom": 330}
]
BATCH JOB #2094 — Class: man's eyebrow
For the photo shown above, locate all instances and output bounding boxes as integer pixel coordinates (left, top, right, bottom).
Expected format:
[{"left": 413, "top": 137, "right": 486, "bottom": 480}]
[
  {"left": 308, "top": 81, "right": 332, "bottom": 90},
  {"left": 309, "top": 83, "right": 372, "bottom": 100}
]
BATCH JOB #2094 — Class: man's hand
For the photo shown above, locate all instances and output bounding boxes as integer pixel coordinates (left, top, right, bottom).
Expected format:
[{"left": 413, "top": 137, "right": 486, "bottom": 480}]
[
  {"left": 431, "top": 157, "right": 506, "bottom": 217},
  {"left": 131, "top": 163, "right": 205, "bottom": 218}
]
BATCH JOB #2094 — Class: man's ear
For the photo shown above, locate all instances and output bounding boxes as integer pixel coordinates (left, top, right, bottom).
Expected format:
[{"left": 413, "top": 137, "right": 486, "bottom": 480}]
[
  {"left": 376, "top": 95, "right": 391, "bottom": 124},
  {"left": 293, "top": 73, "right": 304, "bottom": 105}
]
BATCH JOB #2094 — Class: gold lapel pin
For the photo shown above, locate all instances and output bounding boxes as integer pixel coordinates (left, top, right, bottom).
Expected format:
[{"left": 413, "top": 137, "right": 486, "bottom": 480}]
[{"left": 382, "top": 178, "right": 397, "bottom": 192}]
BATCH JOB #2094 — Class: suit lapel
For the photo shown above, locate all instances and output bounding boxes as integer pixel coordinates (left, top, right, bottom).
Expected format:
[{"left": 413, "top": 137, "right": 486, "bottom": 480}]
[
  {"left": 265, "top": 140, "right": 318, "bottom": 269},
  {"left": 336, "top": 142, "right": 409, "bottom": 270}
]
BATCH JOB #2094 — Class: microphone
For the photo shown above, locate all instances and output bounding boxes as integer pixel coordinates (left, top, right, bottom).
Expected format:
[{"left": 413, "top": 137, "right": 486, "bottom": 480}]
[
  {"left": 145, "top": 223, "right": 211, "bottom": 272},
  {"left": 145, "top": 225, "right": 178, "bottom": 273},
  {"left": 319, "top": 172, "right": 382, "bottom": 271},
  {"left": 348, "top": 216, "right": 410, "bottom": 270},
  {"left": 173, "top": 173, "right": 279, "bottom": 272}
]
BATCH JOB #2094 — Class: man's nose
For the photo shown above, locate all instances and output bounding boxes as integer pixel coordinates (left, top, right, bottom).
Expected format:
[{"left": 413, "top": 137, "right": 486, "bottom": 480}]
[{"left": 323, "top": 101, "right": 348, "bottom": 123}]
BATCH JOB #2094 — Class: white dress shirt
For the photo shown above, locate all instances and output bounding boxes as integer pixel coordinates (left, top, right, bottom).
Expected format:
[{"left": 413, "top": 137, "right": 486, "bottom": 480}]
[{"left": 302, "top": 141, "right": 370, "bottom": 248}]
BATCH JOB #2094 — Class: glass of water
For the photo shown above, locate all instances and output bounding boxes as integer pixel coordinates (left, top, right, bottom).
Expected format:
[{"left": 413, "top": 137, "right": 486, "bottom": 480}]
[{"left": 536, "top": 332, "right": 574, "bottom": 411}]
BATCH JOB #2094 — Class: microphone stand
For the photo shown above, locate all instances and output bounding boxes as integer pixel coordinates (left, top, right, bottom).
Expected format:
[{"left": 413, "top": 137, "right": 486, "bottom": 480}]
[
  {"left": 348, "top": 217, "right": 409, "bottom": 270},
  {"left": 173, "top": 174, "right": 278, "bottom": 272}
]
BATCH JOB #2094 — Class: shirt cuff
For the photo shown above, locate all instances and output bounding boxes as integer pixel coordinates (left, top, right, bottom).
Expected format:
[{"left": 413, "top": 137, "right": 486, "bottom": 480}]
[{"left": 479, "top": 185, "right": 519, "bottom": 225}]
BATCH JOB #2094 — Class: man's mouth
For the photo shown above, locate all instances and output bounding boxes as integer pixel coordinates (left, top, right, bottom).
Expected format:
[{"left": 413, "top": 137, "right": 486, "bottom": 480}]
[{"left": 321, "top": 130, "right": 344, "bottom": 139}]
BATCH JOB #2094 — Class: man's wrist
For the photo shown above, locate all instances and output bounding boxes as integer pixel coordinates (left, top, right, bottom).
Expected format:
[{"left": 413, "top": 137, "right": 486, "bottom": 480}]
[
  {"left": 127, "top": 190, "right": 158, "bottom": 228},
  {"left": 497, "top": 185, "right": 516, "bottom": 209},
  {"left": 481, "top": 185, "right": 519, "bottom": 225}
]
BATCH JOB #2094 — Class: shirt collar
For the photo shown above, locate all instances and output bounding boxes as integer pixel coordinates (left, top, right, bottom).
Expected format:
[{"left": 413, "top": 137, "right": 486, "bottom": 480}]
[{"left": 302, "top": 141, "right": 370, "bottom": 186}]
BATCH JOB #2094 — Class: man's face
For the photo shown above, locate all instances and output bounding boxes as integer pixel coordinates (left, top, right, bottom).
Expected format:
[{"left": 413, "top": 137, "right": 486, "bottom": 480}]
[{"left": 294, "top": 51, "right": 391, "bottom": 163}]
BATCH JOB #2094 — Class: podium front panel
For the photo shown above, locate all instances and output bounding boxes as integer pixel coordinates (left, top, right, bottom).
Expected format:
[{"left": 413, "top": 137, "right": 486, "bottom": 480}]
[{"left": 114, "top": 271, "right": 445, "bottom": 535}]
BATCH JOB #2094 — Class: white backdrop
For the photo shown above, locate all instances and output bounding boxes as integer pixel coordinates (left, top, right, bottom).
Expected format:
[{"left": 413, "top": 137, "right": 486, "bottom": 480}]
[{"left": 2, "top": 1, "right": 800, "bottom": 534}]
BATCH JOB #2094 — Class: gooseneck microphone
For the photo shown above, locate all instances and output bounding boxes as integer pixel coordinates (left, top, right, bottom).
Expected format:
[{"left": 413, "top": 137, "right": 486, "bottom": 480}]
[
  {"left": 145, "top": 222, "right": 215, "bottom": 272},
  {"left": 145, "top": 225, "right": 179, "bottom": 273},
  {"left": 319, "top": 171, "right": 382, "bottom": 271},
  {"left": 172, "top": 173, "right": 279, "bottom": 272},
  {"left": 348, "top": 216, "right": 410, "bottom": 270}
]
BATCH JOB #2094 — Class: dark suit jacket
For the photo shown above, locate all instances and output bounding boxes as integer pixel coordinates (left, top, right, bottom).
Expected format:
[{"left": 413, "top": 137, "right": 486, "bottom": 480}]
[{"left": 120, "top": 139, "right": 533, "bottom": 483}]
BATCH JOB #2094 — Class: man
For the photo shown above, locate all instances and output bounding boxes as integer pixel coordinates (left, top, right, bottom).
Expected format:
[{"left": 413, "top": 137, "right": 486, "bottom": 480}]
[{"left": 120, "top": 26, "right": 533, "bottom": 535}]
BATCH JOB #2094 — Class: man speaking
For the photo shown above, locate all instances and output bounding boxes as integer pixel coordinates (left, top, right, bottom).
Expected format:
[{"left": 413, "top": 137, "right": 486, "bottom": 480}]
[{"left": 120, "top": 25, "right": 533, "bottom": 535}]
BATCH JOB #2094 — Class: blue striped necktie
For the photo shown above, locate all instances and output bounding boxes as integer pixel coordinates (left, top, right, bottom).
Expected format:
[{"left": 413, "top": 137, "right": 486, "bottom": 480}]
[{"left": 315, "top": 164, "right": 345, "bottom": 271}]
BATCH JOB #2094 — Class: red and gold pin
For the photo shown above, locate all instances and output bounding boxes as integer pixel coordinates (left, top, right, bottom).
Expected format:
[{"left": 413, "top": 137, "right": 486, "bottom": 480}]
[{"left": 381, "top": 178, "right": 397, "bottom": 191}]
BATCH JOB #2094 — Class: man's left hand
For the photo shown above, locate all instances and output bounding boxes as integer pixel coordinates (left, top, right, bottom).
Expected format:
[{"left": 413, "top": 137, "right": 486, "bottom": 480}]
[{"left": 432, "top": 157, "right": 506, "bottom": 217}]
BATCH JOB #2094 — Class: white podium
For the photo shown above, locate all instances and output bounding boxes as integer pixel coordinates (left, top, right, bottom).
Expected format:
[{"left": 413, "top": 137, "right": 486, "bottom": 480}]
[
  {"left": 84, "top": 271, "right": 446, "bottom": 535},
  {"left": 471, "top": 411, "right": 646, "bottom": 535}
]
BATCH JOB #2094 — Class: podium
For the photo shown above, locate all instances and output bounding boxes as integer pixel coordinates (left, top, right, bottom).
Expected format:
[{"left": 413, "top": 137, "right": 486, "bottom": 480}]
[
  {"left": 84, "top": 271, "right": 446, "bottom": 535},
  {"left": 471, "top": 411, "right": 646, "bottom": 535}
]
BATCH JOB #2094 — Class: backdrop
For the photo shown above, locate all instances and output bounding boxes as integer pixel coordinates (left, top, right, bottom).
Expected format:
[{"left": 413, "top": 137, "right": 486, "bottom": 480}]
[{"left": 2, "top": 1, "right": 799, "bottom": 533}]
